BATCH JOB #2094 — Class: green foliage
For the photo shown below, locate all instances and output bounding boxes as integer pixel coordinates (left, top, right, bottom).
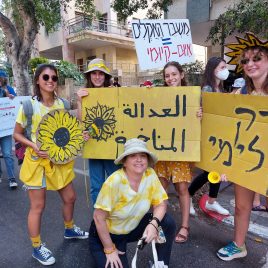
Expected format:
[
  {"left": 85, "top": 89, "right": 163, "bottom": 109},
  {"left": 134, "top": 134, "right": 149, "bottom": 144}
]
[
  {"left": 207, "top": 0, "right": 268, "bottom": 45},
  {"left": 182, "top": 60, "right": 204, "bottom": 74},
  {"left": 146, "top": 0, "right": 173, "bottom": 19},
  {"left": 55, "top": 60, "right": 84, "bottom": 84},
  {"left": 28, "top": 57, "right": 49, "bottom": 74}
]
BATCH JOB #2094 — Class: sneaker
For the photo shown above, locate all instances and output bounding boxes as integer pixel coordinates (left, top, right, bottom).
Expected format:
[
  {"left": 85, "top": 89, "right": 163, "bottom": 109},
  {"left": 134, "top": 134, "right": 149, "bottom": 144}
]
[
  {"left": 32, "top": 244, "right": 56, "bottom": 266},
  {"left": 205, "top": 200, "right": 229, "bottom": 215},
  {"left": 64, "top": 225, "right": 89, "bottom": 239},
  {"left": 9, "top": 178, "right": 18, "bottom": 189},
  {"left": 217, "top": 241, "right": 247, "bottom": 261},
  {"left": 190, "top": 198, "right": 196, "bottom": 216}
]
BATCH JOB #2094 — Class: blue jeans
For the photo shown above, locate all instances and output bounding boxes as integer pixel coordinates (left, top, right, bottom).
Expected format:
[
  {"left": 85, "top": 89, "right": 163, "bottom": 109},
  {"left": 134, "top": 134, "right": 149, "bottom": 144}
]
[
  {"left": 89, "top": 213, "right": 176, "bottom": 268},
  {"left": 0, "top": 135, "right": 15, "bottom": 180},
  {"left": 88, "top": 159, "right": 119, "bottom": 205}
]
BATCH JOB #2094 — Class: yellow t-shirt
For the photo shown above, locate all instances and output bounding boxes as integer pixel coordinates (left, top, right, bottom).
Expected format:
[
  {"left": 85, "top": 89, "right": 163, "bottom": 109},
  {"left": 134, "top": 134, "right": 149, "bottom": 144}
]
[
  {"left": 94, "top": 167, "right": 168, "bottom": 235},
  {"left": 16, "top": 97, "right": 65, "bottom": 143}
]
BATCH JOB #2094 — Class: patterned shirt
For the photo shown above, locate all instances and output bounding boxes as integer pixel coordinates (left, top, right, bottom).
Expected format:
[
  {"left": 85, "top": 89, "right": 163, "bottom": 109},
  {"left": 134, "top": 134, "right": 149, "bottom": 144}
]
[
  {"left": 16, "top": 97, "right": 65, "bottom": 143},
  {"left": 95, "top": 167, "right": 168, "bottom": 234}
]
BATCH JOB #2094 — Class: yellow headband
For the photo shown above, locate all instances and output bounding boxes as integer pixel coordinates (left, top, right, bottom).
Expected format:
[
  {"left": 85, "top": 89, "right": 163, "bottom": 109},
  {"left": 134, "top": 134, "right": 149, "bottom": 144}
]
[
  {"left": 225, "top": 32, "right": 268, "bottom": 73},
  {"left": 87, "top": 63, "right": 110, "bottom": 74}
]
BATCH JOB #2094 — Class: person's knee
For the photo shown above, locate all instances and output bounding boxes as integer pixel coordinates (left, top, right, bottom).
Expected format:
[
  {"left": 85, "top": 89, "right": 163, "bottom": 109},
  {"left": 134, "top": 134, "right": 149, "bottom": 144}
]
[
  {"left": 30, "top": 201, "right": 45, "bottom": 214},
  {"left": 65, "top": 192, "right": 76, "bottom": 204},
  {"left": 235, "top": 202, "right": 251, "bottom": 218}
]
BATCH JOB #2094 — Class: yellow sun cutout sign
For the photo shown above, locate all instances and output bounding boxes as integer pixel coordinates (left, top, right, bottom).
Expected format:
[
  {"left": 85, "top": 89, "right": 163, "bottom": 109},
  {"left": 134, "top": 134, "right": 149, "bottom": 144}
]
[{"left": 36, "top": 110, "right": 84, "bottom": 164}]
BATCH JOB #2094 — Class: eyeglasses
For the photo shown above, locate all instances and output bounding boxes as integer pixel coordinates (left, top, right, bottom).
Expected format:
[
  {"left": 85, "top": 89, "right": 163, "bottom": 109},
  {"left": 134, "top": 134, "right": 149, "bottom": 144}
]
[
  {"left": 42, "top": 74, "right": 58, "bottom": 82},
  {"left": 240, "top": 55, "right": 262, "bottom": 65}
]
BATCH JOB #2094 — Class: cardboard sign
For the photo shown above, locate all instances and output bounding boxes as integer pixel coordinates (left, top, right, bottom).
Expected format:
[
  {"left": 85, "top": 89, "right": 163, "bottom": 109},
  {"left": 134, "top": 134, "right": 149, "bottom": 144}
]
[
  {"left": 0, "top": 96, "right": 30, "bottom": 137},
  {"left": 82, "top": 87, "right": 201, "bottom": 161},
  {"left": 196, "top": 92, "right": 268, "bottom": 197},
  {"left": 131, "top": 19, "right": 195, "bottom": 70}
]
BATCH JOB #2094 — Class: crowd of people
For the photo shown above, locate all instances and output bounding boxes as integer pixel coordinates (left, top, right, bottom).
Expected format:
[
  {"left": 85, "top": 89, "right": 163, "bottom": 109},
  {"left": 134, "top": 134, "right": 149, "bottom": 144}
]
[{"left": 0, "top": 32, "right": 267, "bottom": 267}]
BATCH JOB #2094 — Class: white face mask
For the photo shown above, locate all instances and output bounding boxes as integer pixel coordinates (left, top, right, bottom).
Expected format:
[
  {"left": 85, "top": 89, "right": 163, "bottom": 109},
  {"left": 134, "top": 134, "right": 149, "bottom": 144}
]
[{"left": 216, "top": 68, "right": 229, "bottom": 80}]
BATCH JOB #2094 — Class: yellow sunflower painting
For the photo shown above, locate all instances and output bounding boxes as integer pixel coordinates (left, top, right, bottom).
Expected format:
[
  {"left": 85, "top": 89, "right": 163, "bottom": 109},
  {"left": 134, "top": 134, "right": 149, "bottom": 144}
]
[{"left": 36, "top": 110, "right": 84, "bottom": 164}]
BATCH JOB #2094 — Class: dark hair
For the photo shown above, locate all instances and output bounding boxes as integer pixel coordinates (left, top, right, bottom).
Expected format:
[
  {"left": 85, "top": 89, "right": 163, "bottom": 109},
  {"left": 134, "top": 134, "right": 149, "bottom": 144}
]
[
  {"left": 163, "top": 61, "right": 187, "bottom": 86},
  {"left": 0, "top": 77, "right": 7, "bottom": 87},
  {"left": 241, "top": 47, "right": 268, "bottom": 94},
  {"left": 202, "top": 57, "right": 226, "bottom": 92},
  {"left": 85, "top": 71, "right": 111, "bottom": 88},
  {"left": 33, "top": 64, "right": 58, "bottom": 101}
]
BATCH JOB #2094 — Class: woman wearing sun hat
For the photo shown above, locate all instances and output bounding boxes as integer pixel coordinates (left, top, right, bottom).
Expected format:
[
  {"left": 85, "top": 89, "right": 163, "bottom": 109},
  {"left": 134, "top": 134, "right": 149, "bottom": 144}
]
[
  {"left": 88, "top": 138, "right": 176, "bottom": 268},
  {"left": 77, "top": 58, "right": 119, "bottom": 205}
]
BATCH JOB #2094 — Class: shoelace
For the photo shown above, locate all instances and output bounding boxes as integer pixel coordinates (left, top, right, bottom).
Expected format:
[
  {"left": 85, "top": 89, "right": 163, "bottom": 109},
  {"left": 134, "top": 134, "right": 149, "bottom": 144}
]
[
  {"left": 73, "top": 225, "right": 84, "bottom": 235},
  {"left": 224, "top": 242, "right": 240, "bottom": 254},
  {"left": 38, "top": 244, "right": 52, "bottom": 259}
]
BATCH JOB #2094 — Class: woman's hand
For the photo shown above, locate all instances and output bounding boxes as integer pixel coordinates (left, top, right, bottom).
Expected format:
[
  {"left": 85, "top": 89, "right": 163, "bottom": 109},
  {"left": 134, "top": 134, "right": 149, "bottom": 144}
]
[
  {"left": 82, "top": 130, "right": 90, "bottom": 141},
  {"left": 77, "top": 89, "right": 89, "bottom": 102},
  {"left": 220, "top": 174, "right": 228, "bottom": 182},
  {"left": 8, "top": 93, "right": 15, "bottom": 99},
  {"left": 196, "top": 107, "right": 203, "bottom": 119},
  {"left": 142, "top": 223, "right": 158, "bottom": 244},
  {"left": 105, "top": 250, "right": 125, "bottom": 268},
  {"left": 32, "top": 143, "right": 49, "bottom": 158}
]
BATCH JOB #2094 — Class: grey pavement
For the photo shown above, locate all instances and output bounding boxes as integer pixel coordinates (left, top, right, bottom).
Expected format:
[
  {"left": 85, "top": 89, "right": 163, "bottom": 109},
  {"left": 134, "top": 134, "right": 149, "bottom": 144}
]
[{"left": 0, "top": 158, "right": 267, "bottom": 268}]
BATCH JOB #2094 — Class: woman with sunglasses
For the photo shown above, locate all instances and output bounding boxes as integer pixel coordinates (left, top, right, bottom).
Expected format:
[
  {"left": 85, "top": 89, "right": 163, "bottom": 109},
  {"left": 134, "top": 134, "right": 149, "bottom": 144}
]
[
  {"left": 13, "top": 64, "right": 88, "bottom": 266},
  {"left": 188, "top": 57, "right": 230, "bottom": 217},
  {"left": 217, "top": 41, "right": 268, "bottom": 261},
  {"left": 77, "top": 59, "right": 119, "bottom": 206}
]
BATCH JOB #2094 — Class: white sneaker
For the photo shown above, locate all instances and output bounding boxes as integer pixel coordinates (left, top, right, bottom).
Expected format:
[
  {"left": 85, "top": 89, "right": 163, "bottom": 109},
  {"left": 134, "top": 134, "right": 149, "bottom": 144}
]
[
  {"left": 190, "top": 198, "right": 196, "bottom": 216},
  {"left": 205, "top": 200, "right": 229, "bottom": 215}
]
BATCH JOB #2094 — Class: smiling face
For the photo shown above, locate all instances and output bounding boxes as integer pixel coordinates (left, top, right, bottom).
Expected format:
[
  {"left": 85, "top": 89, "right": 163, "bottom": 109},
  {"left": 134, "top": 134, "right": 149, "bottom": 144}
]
[
  {"left": 241, "top": 49, "right": 268, "bottom": 83},
  {"left": 37, "top": 68, "right": 58, "bottom": 94},
  {"left": 164, "top": 65, "right": 184, "bottom": 87},
  {"left": 90, "top": 70, "right": 105, "bottom": 87},
  {"left": 123, "top": 152, "right": 148, "bottom": 175}
]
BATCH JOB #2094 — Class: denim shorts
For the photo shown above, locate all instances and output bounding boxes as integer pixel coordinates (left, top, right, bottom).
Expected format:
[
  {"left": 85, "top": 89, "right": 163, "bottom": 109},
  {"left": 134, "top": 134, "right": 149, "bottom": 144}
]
[{"left": 24, "top": 177, "right": 47, "bottom": 190}]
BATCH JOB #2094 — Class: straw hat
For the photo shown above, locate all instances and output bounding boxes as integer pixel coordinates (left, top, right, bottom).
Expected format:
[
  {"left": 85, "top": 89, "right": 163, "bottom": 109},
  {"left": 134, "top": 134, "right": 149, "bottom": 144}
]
[
  {"left": 84, "top": 58, "right": 111, "bottom": 76},
  {"left": 114, "top": 138, "right": 157, "bottom": 167}
]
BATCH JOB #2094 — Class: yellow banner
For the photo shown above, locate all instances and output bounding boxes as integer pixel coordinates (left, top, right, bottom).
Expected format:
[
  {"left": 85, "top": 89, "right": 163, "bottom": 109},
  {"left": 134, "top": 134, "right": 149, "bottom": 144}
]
[
  {"left": 82, "top": 86, "right": 201, "bottom": 161},
  {"left": 196, "top": 92, "right": 268, "bottom": 197}
]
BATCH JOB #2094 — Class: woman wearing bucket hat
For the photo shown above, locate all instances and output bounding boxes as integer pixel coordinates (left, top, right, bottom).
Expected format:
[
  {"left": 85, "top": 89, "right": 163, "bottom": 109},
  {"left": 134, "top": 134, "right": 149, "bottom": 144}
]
[
  {"left": 88, "top": 138, "right": 176, "bottom": 268},
  {"left": 216, "top": 33, "right": 268, "bottom": 261},
  {"left": 77, "top": 59, "right": 119, "bottom": 205}
]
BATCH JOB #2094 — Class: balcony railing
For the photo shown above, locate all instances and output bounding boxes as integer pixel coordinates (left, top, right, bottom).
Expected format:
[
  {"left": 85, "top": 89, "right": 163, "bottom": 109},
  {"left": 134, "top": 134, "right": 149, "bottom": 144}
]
[{"left": 67, "top": 16, "right": 133, "bottom": 38}]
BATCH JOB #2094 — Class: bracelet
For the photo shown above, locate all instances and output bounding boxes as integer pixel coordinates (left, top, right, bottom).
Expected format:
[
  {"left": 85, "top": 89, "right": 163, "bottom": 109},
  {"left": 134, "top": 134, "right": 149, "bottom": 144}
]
[
  {"left": 104, "top": 243, "right": 116, "bottom": 254},
  {"left": 152, "top": 216, "right": 161, "bottom": 226},
  {"left": 149, "top": 222, "right": 158, "bottom": 232}
]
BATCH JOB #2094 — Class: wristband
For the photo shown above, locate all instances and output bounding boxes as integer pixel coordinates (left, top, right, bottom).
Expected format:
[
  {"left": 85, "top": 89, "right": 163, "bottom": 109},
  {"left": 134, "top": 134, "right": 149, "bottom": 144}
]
[
  {"left": 104, "top": 243, "right": 116, "bottom": 254},
  {"left": 149, "top": 222, "right": 158, "bottom": 232},
  {"left": 152, "top": 216, "right": 161, "bottom": 226}
]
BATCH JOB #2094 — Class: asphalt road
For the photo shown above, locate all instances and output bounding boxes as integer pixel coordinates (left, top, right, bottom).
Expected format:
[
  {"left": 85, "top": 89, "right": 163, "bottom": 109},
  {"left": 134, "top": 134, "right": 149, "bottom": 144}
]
[{"left": 0, "top": 158, "right": 267, "bottom": 268}]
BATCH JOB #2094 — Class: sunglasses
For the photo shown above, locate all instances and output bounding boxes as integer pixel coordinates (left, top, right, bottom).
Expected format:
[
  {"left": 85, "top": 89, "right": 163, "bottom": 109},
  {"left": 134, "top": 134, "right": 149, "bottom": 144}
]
[
  {"left": 42, "top": 74, "right": 58, "bottom": 82},
  {"left": 240, "top": 55, "right": 262, "bottom": 65}
]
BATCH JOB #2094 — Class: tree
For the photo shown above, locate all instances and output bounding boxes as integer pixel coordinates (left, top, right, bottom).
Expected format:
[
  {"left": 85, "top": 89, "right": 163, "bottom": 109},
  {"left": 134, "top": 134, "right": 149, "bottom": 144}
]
[
  {"left": 0, "top": 0, "right": 95, "bottom": 95},
  {"left": 111, "top": 0, "right": 173, "bottom": 22},
  {"left": 207, "top": 0, "right": 268, "bottom": 55}
]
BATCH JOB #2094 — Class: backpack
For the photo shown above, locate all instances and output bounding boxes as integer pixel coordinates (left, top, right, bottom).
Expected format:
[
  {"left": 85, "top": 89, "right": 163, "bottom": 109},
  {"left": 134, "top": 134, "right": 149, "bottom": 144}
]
[{"left": 15, "top": 98, "right": 70, "bottom": 165}]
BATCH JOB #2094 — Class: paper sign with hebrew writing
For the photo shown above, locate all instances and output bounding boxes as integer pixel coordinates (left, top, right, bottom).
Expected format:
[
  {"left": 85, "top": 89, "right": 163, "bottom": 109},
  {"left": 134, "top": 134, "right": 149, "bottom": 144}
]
[
  {"left": 82, "top": 86, "right": 201, "bottom": 161},
  {"left": 131, "top": 19, "right": 195, "bottom": 70},
  {"left": 36, "top": 109, "right": 84, "bottom": 164},
  {"left": 196, "top": 92, "right": 268, "bottom": 197}
]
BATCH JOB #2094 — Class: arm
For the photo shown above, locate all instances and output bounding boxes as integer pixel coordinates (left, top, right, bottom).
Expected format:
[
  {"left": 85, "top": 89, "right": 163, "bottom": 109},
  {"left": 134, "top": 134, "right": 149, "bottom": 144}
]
[
  {"left": 93, "top": 209, "right": 124, "bottom": 268},
  {"left": 76, "top": 88, "right": 89, "bottom": 121},
  {"left": 13, "top": 122, "right": 48, "bottom": 158},
  {"left": 142, "top": 200, "right": 167, "bottom": 243}
]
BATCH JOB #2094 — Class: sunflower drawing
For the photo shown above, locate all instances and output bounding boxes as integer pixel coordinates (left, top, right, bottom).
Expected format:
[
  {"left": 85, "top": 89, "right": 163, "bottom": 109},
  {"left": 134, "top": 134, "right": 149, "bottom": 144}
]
[
  {"left": 83, "top": 102, "right": 116, "bottom": 141},
  {"left": 37, "top": 110, "right": 84, "bottom": 164}
]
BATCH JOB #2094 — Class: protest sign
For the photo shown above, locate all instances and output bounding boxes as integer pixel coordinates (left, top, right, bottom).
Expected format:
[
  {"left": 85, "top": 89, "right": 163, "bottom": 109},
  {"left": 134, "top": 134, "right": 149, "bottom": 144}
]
[{"left": 131, "top": 19, "right": 195, "bottom": 70}]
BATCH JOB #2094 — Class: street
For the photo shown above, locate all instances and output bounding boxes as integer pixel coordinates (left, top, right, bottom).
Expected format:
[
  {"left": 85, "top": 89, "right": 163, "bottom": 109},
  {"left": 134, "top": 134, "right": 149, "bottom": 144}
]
[{"left": 0, "top": 157, "right": 267, "bottom": 268}]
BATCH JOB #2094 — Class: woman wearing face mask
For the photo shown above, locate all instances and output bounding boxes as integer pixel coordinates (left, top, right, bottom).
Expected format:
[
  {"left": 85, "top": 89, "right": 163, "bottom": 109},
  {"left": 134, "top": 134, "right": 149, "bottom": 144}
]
[
  {"left": 188, "top": 57, "right": 230, "bottom": 216},
  {"left": 77, "top": 59, "right": 119, "bottom": 205}
]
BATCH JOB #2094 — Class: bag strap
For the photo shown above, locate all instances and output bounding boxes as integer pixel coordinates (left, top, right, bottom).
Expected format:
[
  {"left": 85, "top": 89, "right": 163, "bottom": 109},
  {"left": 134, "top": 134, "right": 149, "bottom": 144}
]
[
  {"left": 22, "top": 99, "right": 33, "bottom": 141},
  {"left": 59, "top": 97, "right": 71, "bottom": 110}
]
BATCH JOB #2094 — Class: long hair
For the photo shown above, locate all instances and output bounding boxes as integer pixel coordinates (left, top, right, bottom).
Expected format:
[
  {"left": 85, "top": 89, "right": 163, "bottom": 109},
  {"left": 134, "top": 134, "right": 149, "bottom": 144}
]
[
  {"left": 163, "top": 61, "right": 187, "bottom": 86},
  {"left": 0, "top": 77, "right": 8, "bottom": 87},
  {"left": 33, "top": 64, "right": 58, "bottom": 101},
  {"left": 202, "top": 57, "right": 225, "bottom": 92},
  {"left": 85, "top": 72, "right": 111, "bottom": 88},
  {"left": 241, "top": 47, "right": 268, "bottom": 94}
]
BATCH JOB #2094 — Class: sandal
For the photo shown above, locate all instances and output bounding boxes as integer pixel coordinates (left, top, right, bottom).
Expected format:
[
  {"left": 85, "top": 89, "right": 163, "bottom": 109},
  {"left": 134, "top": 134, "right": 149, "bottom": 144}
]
[
  {"left": 175, "top": 226, "right": 190, "bottom": 243},
  {"left": 252, "top": 205, "right": 267, "bottom": 212}
]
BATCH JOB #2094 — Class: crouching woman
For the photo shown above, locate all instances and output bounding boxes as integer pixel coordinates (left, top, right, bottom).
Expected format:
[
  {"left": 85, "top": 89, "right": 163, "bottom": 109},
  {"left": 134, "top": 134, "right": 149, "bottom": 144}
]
[{"left": 89, "top": 138, "right": 176, "bottom": 268}]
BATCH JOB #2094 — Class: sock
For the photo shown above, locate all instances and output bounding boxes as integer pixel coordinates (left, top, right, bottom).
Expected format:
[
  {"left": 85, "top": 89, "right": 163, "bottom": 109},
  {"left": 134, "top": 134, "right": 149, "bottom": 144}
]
[
  {"left": 31, "top": 235, "right": 41, "bottom": 248},
  {"left": 64, "top": 219, "right": 74, "bottom": 229}
]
